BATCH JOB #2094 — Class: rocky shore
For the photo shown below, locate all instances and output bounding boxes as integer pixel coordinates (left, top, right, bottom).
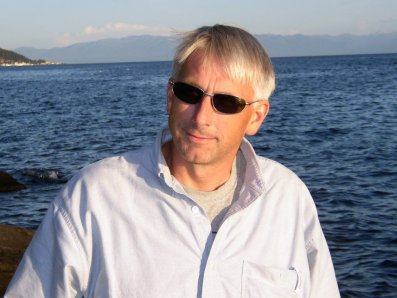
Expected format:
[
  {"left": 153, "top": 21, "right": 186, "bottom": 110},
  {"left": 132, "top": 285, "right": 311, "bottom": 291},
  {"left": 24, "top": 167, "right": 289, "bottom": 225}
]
[{"left": 0, "top": 224, "right": 34, "bottom": 295}]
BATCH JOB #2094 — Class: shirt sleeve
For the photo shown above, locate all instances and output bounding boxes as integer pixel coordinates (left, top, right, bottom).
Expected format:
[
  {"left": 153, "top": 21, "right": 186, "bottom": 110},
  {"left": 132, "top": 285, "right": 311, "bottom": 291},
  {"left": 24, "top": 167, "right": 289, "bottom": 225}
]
[
  {"left": 5, "top": 200, "right": 87, "bottom": 297},
  {"left": 301, "top": 184, "right": 340, "bottom": 297}
]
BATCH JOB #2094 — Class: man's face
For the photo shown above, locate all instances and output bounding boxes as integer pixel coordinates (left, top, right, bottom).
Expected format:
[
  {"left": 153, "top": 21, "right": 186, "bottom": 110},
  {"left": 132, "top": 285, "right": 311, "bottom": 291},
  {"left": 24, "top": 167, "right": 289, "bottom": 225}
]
[{"left": 166, "top": 52, "right": 269, "bottom": 167}]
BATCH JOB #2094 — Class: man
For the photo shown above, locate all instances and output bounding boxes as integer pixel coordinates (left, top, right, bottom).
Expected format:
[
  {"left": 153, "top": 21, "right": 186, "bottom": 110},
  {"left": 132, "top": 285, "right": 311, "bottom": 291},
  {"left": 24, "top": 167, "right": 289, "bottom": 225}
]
[{"left": 6, "top": 25, "right": 340, "bottom": 297}]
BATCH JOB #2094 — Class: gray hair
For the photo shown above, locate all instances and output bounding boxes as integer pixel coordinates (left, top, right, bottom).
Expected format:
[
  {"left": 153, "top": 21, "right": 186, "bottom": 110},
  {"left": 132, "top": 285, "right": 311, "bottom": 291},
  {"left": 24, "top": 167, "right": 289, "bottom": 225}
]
[{"left": 171, "top": 24, "right": 276, "bottom": 100}]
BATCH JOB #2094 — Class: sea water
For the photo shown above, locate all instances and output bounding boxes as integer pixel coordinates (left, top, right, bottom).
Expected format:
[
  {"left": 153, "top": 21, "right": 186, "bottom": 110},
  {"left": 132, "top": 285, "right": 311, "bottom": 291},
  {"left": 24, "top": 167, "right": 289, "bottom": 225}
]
[{"left": 1, "top": 54, "right": 396, "bottom": 297}]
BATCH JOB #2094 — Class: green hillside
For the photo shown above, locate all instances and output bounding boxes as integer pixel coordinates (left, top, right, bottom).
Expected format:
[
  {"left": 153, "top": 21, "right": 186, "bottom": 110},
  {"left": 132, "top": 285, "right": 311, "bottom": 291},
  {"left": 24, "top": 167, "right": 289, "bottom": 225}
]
[{"left": 0, "top": 48, "right": 46, "bottom": 65}]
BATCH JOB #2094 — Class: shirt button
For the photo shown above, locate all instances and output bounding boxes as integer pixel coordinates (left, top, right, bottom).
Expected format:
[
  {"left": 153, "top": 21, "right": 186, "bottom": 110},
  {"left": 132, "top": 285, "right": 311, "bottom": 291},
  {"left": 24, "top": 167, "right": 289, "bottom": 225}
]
[{"left": 191, "top": 205, "right": 200, "bottom": 214}]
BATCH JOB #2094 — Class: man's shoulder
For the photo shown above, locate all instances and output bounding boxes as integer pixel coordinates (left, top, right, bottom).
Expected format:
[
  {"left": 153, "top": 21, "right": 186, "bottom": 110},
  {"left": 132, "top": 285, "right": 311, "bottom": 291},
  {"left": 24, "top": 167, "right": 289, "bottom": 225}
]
[
  {"left": 252, "top": 155, "right": 306, "bottom": 191},
  {"left": 255, "top": 155, "right": 298, "bottom": 177},
  {"left": 240, "top": 140, "right": 303, "bottom": 186},
  {"left": 70, "top": 145, "right": 154, "bottom": 185},
  {"left": 54, "top": 145, "right": 157, "bottom": 207}
]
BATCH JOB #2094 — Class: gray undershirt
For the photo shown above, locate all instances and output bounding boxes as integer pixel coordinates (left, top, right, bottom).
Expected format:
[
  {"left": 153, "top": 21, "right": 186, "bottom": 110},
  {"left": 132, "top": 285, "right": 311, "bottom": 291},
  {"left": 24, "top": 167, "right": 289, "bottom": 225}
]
[{"left": 183, "top": 150, "right": 246, "bottom": 233}]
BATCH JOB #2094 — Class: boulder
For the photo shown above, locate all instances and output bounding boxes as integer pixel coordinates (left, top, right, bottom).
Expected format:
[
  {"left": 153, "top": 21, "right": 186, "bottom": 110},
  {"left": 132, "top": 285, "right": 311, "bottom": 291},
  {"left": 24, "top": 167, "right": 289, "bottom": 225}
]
[
  {"left": 0, "top": 224, "right": 34, "bottom": 295},
  {"left": 0, "top": 171, "right": 26, "bottom": 192}
]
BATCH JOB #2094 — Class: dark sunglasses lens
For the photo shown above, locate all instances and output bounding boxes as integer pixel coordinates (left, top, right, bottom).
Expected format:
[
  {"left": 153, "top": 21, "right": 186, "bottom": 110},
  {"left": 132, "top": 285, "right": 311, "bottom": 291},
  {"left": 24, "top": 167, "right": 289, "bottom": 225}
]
[
  {"left": 173, "top": 82, "right": 203, "bottom": 104},
  {"left": 213, "top": 95, "right": 245, "bottom": 114}
]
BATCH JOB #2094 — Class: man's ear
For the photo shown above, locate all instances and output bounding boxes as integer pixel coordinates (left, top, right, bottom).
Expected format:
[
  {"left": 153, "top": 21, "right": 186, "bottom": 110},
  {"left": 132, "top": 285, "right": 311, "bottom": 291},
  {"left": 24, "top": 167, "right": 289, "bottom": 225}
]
[
  {"left": 166, "top": 81, "right": 173, "bottom": 113},
  {"left": 245, "top": 100, "right": 270, "bottom": 136}
]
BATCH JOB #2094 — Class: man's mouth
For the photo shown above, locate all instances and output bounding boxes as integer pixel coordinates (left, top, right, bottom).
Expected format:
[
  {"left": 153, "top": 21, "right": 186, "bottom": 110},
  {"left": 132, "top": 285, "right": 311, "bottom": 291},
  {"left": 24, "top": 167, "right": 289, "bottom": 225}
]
[{"left": 185, "top": 130, "right": 216, "bottom": 143}]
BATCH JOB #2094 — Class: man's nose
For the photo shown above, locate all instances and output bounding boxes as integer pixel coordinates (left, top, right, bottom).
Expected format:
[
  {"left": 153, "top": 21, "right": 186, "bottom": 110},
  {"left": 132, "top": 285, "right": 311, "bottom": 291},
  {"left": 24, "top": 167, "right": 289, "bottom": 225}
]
[{"left": 193, "top": 94, "right": 215, "bottom": 125}]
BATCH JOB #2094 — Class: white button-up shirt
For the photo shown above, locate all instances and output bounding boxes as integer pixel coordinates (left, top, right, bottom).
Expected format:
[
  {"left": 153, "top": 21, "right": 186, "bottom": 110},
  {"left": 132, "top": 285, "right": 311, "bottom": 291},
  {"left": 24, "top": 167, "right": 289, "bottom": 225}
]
[{"left": 6, "top": 129, "right": 340, "bottom": 297}]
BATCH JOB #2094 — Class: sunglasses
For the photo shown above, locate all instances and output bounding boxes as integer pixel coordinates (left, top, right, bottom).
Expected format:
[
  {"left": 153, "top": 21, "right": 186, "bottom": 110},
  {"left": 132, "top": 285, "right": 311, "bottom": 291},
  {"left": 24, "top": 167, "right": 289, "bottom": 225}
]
[{"left": 170, "top": 80, "right": 261, "bottom": 114}]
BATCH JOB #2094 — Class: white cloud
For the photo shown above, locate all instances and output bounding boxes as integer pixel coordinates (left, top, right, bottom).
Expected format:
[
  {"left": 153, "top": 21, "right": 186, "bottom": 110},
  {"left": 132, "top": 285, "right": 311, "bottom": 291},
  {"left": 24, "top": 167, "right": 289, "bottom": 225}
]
[
  {"left": 56, "top": 23, "right": 172, "bottom": 47},
  {"left": 83, "top": 23, "right": 148, "bottom": 36}
]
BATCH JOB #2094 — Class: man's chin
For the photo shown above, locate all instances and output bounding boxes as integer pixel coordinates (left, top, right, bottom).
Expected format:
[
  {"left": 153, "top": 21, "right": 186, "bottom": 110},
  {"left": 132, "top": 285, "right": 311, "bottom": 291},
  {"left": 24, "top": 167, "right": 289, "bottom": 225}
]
[{"left": 180, "top": 150, "right": 214, "bottom": 165}]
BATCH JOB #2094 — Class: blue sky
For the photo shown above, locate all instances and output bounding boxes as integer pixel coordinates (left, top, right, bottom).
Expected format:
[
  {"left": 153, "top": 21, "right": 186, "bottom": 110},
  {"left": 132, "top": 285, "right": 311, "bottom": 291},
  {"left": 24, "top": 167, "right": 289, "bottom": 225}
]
[{"left": 2, "top": 0, "right": 396, "bottom": 49}]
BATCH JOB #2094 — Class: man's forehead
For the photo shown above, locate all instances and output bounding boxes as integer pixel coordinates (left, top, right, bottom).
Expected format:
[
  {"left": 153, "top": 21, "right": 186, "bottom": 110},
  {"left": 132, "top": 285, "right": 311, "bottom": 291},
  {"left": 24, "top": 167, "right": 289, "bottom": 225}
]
[{"left": 179, "top": 51, "right": 231, "bottom": 80}]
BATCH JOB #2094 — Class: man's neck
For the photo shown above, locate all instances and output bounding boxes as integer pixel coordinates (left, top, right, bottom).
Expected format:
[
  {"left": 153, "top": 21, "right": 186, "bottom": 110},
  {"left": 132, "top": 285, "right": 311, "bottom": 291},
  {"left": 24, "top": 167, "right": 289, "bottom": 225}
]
[{"left": 162, "top": 141, "right": 236, "bottom": 192}]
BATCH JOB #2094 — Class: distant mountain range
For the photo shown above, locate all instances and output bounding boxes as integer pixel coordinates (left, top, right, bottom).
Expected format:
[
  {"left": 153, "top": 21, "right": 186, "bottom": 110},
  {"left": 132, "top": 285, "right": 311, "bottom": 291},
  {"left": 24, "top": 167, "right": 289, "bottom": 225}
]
[
  {"left": 12, "top": 32, "right": 397, "bottom": 64},
  {"left": 15, "top": 35, "right": 176, "bottom": 64}
]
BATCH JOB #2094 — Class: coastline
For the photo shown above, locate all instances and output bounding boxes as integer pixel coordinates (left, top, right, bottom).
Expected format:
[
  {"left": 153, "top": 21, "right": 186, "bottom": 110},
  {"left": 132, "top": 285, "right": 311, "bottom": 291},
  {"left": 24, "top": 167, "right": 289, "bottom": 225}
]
[
  {"left": 0, "top": 224, "right": 34, "bottom": 295},
  {"left": 0, "top": 61, "right": 62, "bottom": 67}
]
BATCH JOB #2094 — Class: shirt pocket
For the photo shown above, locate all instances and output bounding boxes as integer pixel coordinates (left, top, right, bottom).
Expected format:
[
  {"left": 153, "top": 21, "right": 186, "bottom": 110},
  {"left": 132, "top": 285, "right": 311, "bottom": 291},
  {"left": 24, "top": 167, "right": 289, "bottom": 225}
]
[{"left": 241, "top": 261, "right": 301, "bottom": 298}]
